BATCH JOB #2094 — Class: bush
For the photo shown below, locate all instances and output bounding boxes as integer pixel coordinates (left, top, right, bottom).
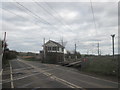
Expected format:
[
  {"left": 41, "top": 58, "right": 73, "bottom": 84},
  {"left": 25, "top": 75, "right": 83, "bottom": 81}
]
[
  {"left": 2, "top": 49, "right": 18, "bottom": 67},
  {"left": 23, "top": 56, "right": 40, "bottom": 61}
]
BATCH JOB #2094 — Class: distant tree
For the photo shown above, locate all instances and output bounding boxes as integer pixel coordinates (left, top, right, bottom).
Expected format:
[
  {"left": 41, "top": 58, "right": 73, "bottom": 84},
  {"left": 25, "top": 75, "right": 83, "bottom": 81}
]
[
  {"left": 76, "top": 52, "right": 81, "bottom": 58},
  {"left": 2, "top": 40, "right": 18, "bottom": 67},
  {"left": 65, "top": 50, "right": 81, "bottom": 59},
  {"left": 67, "top": 51, "right": 71, "bottom": 55}
]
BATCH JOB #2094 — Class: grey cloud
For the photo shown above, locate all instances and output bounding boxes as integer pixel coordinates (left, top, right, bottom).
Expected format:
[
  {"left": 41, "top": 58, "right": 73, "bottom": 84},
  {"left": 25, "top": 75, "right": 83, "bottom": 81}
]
[{"left": 1, "top": 2, "right": 118, "bottom": 54}]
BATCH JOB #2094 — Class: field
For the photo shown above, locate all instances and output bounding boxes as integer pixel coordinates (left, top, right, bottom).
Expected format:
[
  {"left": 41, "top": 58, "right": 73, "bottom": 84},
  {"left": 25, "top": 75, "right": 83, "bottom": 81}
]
[
  {"left": 79, "top": 56, "right": 119, "bottom": 77},
  {"left": 21, "top": 56, "right": 40, "bottom": 61},
  {"left": 21, "top": 55, "right": 119, "bottom": 77}
]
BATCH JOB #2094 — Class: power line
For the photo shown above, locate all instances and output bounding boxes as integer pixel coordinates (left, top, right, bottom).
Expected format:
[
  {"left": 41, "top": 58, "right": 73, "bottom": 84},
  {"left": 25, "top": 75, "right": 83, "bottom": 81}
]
[
  {"left": 2, "top": 8, "right": 27, "bottom": 20},
  {"left": 90, "top": 0, "right": 101, "bottom": 55},
  {"left": 11, "top": 2, "right": 45, "bottom": 24},
  {"left": 4, "top": 2, "right": 49, "bottom": 26},
  {"left": 13, "top": 2, "right": 61, "bottom": 32},
  {"left": 11, "top": 2, "right": 43, "bottom": 21},
  {"left": 15, "top": 2, "right": 51, "bottom": 25},
  {"left": 2, "top": 5, "right": 65, "bottom": 41},
  {"left": 2, "top": 7, "right": 55, "bottom": 39},
  {"left": 34, "top": 2, "right": 62, "bottom": 23},
  {"left": 34, "top": 2, "right": 70, "bottom": 27},
  {"left": 2, "top": 2, "right": 62, "bottom": 38},
  {"left": 44, "top": 2, "right": 74, "bottom": 31},
  {"left": 33, "top": 1, "right": 75, "bottom": 38},
  {"left": 1, "top": 8, "right": 45, "bottom": 27},
  {"left": 90, "top": 0, "right": 97, "bottom": 35},
  {"left": 33, "top": 1, "right": 76, "bottom": 38},
  {"left": 33, "top": 1, "right": 66, "bottom": 34}
]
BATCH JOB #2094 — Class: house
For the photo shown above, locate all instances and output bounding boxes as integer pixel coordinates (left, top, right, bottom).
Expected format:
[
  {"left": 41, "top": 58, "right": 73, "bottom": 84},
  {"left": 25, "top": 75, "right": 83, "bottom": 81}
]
[{"left": 40, "top": 40, "right": 65, "bottom": 64}]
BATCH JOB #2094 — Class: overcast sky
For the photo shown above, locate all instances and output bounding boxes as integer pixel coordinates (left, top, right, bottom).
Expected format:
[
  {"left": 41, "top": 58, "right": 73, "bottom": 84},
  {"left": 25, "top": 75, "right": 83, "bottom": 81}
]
[{"left": 0, "top": 0, "right": 118, "bottom": 55}]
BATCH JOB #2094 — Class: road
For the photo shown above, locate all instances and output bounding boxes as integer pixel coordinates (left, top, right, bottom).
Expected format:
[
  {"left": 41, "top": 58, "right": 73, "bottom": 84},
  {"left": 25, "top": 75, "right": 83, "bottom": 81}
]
[{"left": 2, "top": 59, "right": 118, "bottom": 89}]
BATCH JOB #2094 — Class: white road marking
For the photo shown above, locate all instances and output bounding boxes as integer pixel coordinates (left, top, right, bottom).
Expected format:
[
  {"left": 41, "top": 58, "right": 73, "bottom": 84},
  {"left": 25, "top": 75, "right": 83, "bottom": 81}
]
[
  {"left": 1, "top": 70, "right": 51, "bottom": 84},
  {"left": 9, "top": 62, "right": 14, "bottom": 88},
  {"left": 2, "top": 72, "right": 41, "bottom": 84},
  {"left": 78, "top": 73, "right": 118, "bottom": 84},
  {"left": 13, "top": 67, "right": 33, "bottom": 71},
  {"left": 13, "top": 72, "right": 41, "bottom": 81},
  {"left": 66, "top": 75, "right": 114, "bottom": 88},
  {"left": 50, "top": 75, "right": 81, "bottom": 88},
  {"left": 18, "top": 81, "right": 35, "bottom": 88},
  {"left": 41, "top": 65, "right": 115, "bottom": 88},
  {"left": 48, "top": 64, "right": 118, "bottom": 84},
  {"left": 19, "top": 60, "right": 83, "bottom": 89}
]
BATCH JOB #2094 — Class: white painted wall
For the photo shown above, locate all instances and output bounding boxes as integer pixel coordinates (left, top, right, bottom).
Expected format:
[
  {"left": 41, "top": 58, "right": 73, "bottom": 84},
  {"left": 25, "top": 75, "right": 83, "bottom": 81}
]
[
  {"left": 47, "top": 47, "right": 64, "bottom": 53},
  {"left": 45, "top": 41, "right": 64, "bottom": 53}
]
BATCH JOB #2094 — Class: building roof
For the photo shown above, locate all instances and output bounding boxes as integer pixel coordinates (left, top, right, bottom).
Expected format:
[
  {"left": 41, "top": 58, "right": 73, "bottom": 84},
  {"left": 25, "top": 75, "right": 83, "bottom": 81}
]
[{"left": 43, "top": 40, "right": 64, "bottom": 48}]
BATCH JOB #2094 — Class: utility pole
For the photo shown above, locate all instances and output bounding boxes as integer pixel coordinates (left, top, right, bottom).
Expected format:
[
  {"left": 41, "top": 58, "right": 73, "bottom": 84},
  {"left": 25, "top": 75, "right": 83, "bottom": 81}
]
[
  {"left": 0, "top": 32, "right": 6, "bottom": 90},
  {"left": 111, "top": 34, "right": 115, "bottom": 58},
  {"left": 3, "top": 32, "right": 7, "bottom": 53},
  {"left": 3, "top": 32, "right": 6, "bottom": 44},
  {"left": 87, "top": 49, "right": 89, "bottom": 55},
  {"left": 61, "top": 38, "right": 65, "bottom": 62},
  {"left": 99, "top": 49, "right": 101, "bottom": 56},
  {"left": 1, "top": 32, "right": 6, "bottom": 65},
  {"left": 43, "top": 38, "right": 46, "bottom": 60},
  {"left": 97, "top": 42, "right": 99, "bottom": 56},
  {"left": 75, "top": 43, "right": 77, "bottom": 60},
  {"left": 61, "top": 37, "right": 64, "bottom": 46},
  {"left": 75, "top": 43, "right": 76, "bottom": 54}
]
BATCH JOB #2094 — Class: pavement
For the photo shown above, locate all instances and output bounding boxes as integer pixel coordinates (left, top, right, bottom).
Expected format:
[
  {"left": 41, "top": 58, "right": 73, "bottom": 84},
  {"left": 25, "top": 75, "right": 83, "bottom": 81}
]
[{"left": 1, "top": 58, "right": 119, "bottom": 89}]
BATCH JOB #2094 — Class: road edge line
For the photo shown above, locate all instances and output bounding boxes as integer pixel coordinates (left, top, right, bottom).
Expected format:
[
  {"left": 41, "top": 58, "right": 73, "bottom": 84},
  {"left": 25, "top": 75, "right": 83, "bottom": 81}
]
[
  {"left": 19, "top": 60, "right": 83, "bottom": 89},
  {"left": 78, "top": 73, "right": 118, "bottom": 84},
  {"left": 9, "top": 62, "right": 14, "bottom": 88}
]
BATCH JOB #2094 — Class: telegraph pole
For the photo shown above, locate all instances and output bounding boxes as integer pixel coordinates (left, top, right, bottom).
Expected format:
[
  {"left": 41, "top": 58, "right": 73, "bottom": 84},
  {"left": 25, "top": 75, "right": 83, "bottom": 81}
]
[
  {"left": 3, "top": 32, "right": 7, "bottom": 53},
  {"left": 97, "top": 42, "right": 99, "bottom": 56},
  {"left": 1, "top": 32, "right": 6, "bottom": 70},
  {"left": 0, "top": 32, "right": 6, "bottom": 90},
  {"left": 62, "top": 38, "right": 63, "bottom": 46},
  {"left": 87, "top": 49, "right": 89, "bottom": 55},
  {"left": 43, "top": 38, "right": 46, "bottom": 60},
  {"left": 111, "top": 34, "right": 115, "bottom": 58},
  {"left": 61, "top": 38, "right": 65, "bottom": 62},
  {"left": 3, "top": 32, "right": 6, "bottom": 44},
  {"left": 75, "top": 43, "right": 77, "bottom": 60},
  {"left": 75, "top": 43, "right": 76, "bottom": 54}
]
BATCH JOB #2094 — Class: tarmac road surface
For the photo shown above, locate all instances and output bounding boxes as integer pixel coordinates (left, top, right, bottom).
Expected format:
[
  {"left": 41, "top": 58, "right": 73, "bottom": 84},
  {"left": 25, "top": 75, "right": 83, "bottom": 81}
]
[{"left": 2, "top": 58, "right": 118, "bottom": 89}]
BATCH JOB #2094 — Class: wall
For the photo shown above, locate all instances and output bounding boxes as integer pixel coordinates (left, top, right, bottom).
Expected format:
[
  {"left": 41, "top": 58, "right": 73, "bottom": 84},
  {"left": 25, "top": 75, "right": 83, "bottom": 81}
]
[{"left": 43, "top": 52, "right": 64, "bottom": 64}]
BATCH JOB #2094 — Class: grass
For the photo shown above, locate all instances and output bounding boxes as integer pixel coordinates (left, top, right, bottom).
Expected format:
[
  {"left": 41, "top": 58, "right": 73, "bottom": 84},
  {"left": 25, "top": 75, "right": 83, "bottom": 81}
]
[
  {"left": 23, "top": 55, "right": 119, "bottom": 77},
  {"left": 80, "top": 56, "right": 118, "bottom": 77},
  {"left": 23, "top": 56, "right": 40, "bottom": 61}
]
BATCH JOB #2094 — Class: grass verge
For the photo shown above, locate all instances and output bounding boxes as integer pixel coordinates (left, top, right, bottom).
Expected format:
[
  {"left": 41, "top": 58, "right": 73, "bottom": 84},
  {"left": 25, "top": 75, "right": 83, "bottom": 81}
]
[{"left": 80, "top": 56, "right": 118, "bottom": 77}]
